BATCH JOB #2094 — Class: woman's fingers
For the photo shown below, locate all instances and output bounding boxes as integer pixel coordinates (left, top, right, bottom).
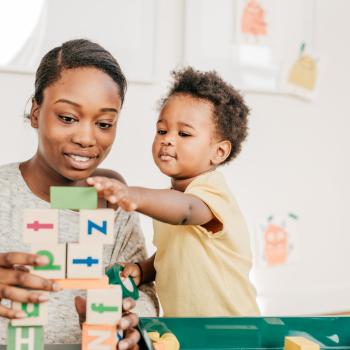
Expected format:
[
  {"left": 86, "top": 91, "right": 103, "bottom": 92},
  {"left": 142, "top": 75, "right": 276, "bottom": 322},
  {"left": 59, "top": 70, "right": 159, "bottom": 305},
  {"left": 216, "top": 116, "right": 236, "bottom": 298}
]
[
  {"left": 0, "top": 252, "right": 49, "bottom": 268},
  {"left": 0, "top": 284, "right": 49, "bottom": 304},
  {"left": 0, "top": 267, "right": 60, "bottom": 292},
  {"left": 0, "top": 304, "right": 25, "bottom": 319}
]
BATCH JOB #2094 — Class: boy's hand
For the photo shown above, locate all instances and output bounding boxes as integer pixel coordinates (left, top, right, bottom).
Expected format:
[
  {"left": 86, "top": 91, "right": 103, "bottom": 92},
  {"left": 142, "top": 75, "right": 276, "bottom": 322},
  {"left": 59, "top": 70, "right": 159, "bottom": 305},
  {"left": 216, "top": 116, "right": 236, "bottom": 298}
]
[
  {"left": 120, "top": 263, "right": 142, "bottom": 287},
  {"left": 87, "top": 177, "right": 139, "bottom": 211}
]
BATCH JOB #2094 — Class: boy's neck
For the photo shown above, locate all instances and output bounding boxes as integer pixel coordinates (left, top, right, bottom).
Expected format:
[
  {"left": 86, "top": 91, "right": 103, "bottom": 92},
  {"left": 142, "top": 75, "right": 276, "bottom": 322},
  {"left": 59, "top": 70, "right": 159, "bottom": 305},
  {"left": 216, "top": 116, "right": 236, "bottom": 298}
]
[{"left": 171, "top": 168, "right": 216, "bottom": 192}]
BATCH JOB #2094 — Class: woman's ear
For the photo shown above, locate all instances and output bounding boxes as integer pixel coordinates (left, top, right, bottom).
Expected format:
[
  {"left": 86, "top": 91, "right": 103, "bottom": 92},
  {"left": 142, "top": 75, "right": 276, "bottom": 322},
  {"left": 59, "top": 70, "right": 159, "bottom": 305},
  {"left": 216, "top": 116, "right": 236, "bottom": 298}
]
[
  {"left": 29, "top": 98, "right": 40, "bottom": 128},
  {"left": 211, "top": 140, "right": 232, "bottom": 166}
]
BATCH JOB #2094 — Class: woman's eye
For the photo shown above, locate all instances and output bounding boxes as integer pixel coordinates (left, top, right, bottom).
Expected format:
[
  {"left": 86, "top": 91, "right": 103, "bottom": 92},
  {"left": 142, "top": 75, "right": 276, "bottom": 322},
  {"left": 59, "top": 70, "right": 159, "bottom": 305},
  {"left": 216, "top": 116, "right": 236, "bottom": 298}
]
[
  {"left": 97, "top": 122, "right": 113, "bottom": 129},
  {"left": 58, "top": 115, "right": 76, "bottom": 124},
  {"left": 179, "top": 131, "right": 190, "bottom": 137},
  {"left": 157, "top": 129, "right": 167, "bottom": 135}
]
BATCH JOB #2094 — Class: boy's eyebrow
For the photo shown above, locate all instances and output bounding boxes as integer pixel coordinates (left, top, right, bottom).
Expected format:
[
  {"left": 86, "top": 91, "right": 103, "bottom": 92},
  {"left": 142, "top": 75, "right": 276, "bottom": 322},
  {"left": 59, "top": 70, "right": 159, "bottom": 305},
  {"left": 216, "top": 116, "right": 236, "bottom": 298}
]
[
  {"left": 156, "top": 120, "right": 195, "bottom": 129},
  {"left": 54, "top": 99, "right": 119, "bottom": 113}
]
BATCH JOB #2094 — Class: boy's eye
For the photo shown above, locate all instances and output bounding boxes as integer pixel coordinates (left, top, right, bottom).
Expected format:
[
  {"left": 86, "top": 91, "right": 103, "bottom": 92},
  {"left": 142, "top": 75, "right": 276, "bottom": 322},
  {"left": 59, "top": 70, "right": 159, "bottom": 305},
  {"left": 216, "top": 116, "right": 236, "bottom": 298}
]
[
  {"left": 58, "top": 115, "right": 77, "bottom": 124},
  {"left": 97, "top": 122, "right": 113, "bottom": 129},
  {"left": 179, "top": 131, "right": 191, "bottom": 137},
  {"left": 157, "top": 129, "right": 167, "bottom": 135}
]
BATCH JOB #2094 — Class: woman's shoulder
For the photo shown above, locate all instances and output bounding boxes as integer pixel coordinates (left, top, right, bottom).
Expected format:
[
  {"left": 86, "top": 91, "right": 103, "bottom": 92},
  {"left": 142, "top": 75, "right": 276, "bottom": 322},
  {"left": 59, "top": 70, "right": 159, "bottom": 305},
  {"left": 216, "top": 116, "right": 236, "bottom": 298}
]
[
  {"left": 0, "top": 162, "right": 20, "bottom": 182},
  {"left": 92, "top": 168, "right": 127, "bottom": 185}
]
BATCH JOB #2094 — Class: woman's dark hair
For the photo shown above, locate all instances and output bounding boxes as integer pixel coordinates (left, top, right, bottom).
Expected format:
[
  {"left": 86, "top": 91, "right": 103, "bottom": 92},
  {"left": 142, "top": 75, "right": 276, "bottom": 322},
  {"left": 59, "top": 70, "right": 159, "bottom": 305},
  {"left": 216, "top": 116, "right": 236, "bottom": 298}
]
[
  {"left": 160, "top": 67, "right": 249, "bottom": 164},
  {"left": 34, "top": 39, "right": 127, "bottom": 105}
]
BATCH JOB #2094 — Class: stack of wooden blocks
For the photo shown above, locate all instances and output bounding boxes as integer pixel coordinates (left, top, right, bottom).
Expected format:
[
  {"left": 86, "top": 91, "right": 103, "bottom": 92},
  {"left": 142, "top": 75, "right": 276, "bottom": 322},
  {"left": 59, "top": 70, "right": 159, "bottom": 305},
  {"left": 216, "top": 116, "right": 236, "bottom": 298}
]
[{"left": 7, "top": 187, "right": 122, "bottom": 350}]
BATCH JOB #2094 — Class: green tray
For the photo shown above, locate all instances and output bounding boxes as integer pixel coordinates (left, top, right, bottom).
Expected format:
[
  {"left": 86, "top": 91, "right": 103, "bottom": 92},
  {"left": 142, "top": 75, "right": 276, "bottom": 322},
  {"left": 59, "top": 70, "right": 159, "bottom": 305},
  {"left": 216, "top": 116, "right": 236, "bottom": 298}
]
[{"left": 139, "top": 316, "right": 350, "bottom": 350}]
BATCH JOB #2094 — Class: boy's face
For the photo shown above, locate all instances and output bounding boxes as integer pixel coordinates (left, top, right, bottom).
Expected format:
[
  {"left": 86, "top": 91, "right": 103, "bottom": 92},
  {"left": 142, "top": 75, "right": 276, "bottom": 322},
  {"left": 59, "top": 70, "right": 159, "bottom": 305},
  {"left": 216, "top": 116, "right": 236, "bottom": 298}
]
[{"left": 152, "top": 93, "right": 219, "bottom": 180}]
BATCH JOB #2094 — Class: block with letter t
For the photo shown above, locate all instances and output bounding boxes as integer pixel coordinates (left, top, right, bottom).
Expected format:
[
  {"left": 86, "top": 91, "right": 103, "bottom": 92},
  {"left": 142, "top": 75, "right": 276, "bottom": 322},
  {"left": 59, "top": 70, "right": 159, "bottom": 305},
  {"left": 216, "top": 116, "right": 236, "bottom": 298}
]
[
  {"left": 67, "top": 243, "right": 104, "bottom": 278},
  {"left": 80, "top": 209, "right": 115, "bottom": 244},
  {"left": 22, "top": 209, "right": 59, "bottom": 244}
]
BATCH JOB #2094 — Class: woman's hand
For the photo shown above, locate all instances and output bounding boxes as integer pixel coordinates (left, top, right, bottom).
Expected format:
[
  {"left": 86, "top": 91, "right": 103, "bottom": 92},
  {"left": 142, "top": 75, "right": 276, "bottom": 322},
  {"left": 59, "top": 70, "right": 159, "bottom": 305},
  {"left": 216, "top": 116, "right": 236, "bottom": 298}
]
[
  {"left": 0, "top": 252, "right": 61, "bottom": 319},
  {"left": 75, "top": 296, "right": 140, "bottom": 350},
  {"left": 87, "top": 177, "right": 139, "bottom": 212}
]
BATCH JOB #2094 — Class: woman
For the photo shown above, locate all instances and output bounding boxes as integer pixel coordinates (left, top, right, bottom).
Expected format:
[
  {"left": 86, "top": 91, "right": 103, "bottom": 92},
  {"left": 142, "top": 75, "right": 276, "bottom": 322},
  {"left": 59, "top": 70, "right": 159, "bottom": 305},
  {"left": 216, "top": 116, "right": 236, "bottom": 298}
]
[{"left": 0, "top": 39, "right": 158, "bottom": 348}]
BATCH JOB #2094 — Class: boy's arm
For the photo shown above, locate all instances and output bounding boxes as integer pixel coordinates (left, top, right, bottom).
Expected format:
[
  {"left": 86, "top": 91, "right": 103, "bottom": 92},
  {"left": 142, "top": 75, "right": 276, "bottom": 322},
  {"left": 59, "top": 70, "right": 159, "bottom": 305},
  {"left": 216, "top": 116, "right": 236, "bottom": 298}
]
[
  {"left": 87, "top": 177, "right": 215, "bottom": 226},
  {"left": 131, "top": 187, "right": 214, "bottom": 225},
  {"left": 139, "top": 253, "right": 156, "bottom": 284}
]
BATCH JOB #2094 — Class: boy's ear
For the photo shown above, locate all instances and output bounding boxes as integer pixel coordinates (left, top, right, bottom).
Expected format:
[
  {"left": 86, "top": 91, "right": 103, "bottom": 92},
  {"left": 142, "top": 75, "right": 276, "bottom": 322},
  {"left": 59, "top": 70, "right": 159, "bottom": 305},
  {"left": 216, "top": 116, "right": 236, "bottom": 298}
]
[
  {"left": 29, "top": 99, "right": 40, "bottom": 128},
  {"left": 211, "top": 140, "right": 231, "bottom": 165}
]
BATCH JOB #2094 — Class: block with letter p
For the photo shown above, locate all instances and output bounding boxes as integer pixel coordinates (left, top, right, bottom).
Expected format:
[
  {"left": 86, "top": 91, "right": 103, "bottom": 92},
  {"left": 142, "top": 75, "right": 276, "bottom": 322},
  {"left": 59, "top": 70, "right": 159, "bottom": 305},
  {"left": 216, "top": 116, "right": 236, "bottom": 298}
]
[
  {"left": 22, "top": 209, "right": 58, "bottom": 244},
  {"left": 87, "top": 286, "right": 122, "bottom": 325},
  {"left": 80, "top": 209, "right": 115, "bottom": 244},
  {"left": 11, "top": 294, "right": 48, "bottom": 326},
  {"left": 30, "top": 244, "right": 66, "bottom": 279}
]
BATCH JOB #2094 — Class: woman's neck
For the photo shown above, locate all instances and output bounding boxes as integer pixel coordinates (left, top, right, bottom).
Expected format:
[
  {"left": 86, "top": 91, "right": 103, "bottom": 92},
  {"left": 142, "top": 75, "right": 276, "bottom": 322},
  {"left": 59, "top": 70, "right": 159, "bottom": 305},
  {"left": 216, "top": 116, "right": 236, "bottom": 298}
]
[{"left": 20, "top": 156, "right": 80, "bottom": 202}]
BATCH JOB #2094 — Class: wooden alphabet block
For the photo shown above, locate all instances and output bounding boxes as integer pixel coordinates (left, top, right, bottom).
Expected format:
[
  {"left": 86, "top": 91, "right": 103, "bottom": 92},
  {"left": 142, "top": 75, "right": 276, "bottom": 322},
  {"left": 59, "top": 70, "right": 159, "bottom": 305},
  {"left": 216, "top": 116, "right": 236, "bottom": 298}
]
[
  {"left": 87, "top": 286, "right": 122, "bottom": 325},
  {"left": 22, "top": 209, "right": 58, "bottom": 244},
  {"left": 30, "top": 244, "right": 66, "bottom": 279},
  {"left": 53, "top": 276, "right": 109, "bottom": 290},
  {"left": 11, "top": 295, "right": 48, "bottom": 326},
  {"left": 7, "top": 324, "right": 43, "bottom": 350},
  {"left": 50, "top": 186, "right": 97, "bottom": 209},
  {"left": 82, "top": 323, "right": 117, "bottom": 350},
  {"left": 80, "top": 209, "right": 115, "bottom": 244},
  {"left": 285, "top": 337, "right": 320, "bottom": 350},
  {"left": 67, "top": 243, "right": 104, "bottom": 279}
]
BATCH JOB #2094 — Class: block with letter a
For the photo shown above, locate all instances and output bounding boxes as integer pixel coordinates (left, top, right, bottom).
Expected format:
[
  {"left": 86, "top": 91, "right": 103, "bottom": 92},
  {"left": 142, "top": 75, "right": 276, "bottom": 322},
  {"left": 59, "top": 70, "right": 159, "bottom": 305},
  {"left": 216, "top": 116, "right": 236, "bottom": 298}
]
[
  {"left": 87, "top": 286, "right": 122, "bottom": 325},
  {"left": 22, "top": 209, "right": 58, "bottom": 244},
  {"left": 11, "top": 294, "right": 48, "bottom": 326},
  {"left": 79, "top": 209, "right": 115, "bottom": 244},
  {"left": 67, "top": 243, "right": 104, "bottom": 278},
  {"left": 30, "top": 244, "right": 66, "bottom": 279},
  {"left": 82, "top": 324, "right": 117, "bottom": 350},
  {"left": 7, "top": 324, "right": 43, "bottom": 350}
]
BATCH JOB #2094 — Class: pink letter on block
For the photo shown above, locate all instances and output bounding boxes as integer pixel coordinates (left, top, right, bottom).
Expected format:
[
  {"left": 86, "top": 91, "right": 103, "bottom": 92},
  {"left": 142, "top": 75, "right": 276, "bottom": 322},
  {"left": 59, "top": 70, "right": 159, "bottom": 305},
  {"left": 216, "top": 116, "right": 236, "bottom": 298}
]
[{"left": 82, "top": 324, "right": 117, "bottom": 350}]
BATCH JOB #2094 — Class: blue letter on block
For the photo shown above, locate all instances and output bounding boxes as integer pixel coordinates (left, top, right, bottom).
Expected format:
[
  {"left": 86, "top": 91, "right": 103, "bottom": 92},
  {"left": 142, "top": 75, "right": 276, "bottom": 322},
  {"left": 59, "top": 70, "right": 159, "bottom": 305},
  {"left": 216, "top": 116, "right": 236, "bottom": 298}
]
[{"left": 88, "top": 220, "right": 107, "bottom": 236}]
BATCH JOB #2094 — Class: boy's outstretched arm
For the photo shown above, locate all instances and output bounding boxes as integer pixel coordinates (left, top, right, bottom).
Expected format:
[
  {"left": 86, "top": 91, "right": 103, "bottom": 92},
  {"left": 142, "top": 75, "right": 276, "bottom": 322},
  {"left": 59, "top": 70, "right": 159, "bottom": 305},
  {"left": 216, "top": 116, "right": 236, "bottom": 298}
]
[{"left": 87, "top": 176, "right": 215, "bottom": 226}]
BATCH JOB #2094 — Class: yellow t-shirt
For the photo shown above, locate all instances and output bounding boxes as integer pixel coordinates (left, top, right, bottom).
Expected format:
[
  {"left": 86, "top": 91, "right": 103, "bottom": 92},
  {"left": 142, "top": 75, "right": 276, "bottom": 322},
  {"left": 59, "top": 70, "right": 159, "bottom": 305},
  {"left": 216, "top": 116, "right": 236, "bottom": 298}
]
[{"left": 153, "top": 171, "right": 260, "bottom": 316}]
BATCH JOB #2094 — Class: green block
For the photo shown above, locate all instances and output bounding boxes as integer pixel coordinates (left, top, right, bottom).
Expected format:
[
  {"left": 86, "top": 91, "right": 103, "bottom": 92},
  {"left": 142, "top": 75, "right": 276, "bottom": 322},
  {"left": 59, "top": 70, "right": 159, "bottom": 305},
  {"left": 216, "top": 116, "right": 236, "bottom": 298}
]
[
  {"left": 50, "top": 186, "right": 97, "bottom": 209},
  {"left": 7, "top": 324, "right": 43, "bottom": 350}
]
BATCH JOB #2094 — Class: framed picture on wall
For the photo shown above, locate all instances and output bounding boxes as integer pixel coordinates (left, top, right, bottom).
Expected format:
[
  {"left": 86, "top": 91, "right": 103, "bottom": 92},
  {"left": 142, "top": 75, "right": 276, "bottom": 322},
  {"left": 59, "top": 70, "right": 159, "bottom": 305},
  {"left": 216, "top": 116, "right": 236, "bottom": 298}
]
[
  {"left": 0, "top": 0, "right": 156, "bottom": 83},
  {"left": 184, "top": 0, "right": 319, "bottom": 98}
]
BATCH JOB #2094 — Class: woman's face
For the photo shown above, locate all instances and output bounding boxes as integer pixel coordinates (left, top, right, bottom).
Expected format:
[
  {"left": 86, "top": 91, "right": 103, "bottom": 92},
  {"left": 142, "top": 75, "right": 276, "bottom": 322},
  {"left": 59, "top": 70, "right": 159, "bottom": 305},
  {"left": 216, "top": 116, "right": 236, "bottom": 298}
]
[{"left": 30, "top": 67, "right": 122, "bottom": 181}]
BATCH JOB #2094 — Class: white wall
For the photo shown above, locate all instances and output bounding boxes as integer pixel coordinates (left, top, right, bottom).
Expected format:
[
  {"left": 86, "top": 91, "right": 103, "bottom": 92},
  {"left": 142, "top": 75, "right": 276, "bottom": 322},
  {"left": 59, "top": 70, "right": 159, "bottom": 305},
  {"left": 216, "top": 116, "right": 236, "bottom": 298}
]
[{"left": 0, "top": 0, "right": 349, "bottom": 315}]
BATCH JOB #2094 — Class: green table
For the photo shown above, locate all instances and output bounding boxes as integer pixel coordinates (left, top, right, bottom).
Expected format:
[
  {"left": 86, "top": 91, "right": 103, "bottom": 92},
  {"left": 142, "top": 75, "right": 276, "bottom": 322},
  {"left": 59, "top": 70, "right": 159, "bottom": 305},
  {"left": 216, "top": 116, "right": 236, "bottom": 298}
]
[{"left": 139, "top": 316, "right": 350, "bottom": 350}]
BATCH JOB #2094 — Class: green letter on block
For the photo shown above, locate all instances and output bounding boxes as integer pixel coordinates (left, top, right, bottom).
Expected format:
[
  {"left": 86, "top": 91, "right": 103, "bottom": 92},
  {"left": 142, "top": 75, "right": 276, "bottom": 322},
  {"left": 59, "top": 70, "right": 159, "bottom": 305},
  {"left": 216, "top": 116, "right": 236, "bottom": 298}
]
[
  {"left": 7, "top": 324, "right": 43, "bottom": 350},
  {"left": 50, "top": 186, "right": 97, "bottom": 210}
]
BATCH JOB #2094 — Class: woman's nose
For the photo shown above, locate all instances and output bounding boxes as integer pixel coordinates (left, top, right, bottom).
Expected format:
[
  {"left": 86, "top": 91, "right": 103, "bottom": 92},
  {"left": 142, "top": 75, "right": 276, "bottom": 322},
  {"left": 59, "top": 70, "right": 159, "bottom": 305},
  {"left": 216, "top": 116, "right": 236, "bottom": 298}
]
[{"left": 71, "top": 124, "right": 96, "bottom": 148}]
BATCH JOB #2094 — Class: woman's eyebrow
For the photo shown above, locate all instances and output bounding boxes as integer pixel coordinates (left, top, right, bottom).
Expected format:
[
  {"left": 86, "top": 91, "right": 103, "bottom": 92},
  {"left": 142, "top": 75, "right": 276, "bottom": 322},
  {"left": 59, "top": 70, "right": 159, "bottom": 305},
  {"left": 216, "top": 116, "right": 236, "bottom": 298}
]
[{"left": 54, "top": 99, "right": 118, "bottom": 113}]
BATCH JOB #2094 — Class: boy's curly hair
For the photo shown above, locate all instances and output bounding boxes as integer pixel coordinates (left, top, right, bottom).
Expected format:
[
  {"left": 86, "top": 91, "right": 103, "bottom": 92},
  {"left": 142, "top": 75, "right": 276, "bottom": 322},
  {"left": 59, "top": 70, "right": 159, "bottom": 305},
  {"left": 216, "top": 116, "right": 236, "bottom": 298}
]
[{"left": 160, "top": 67, "right": 249, "bottom": 164}]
